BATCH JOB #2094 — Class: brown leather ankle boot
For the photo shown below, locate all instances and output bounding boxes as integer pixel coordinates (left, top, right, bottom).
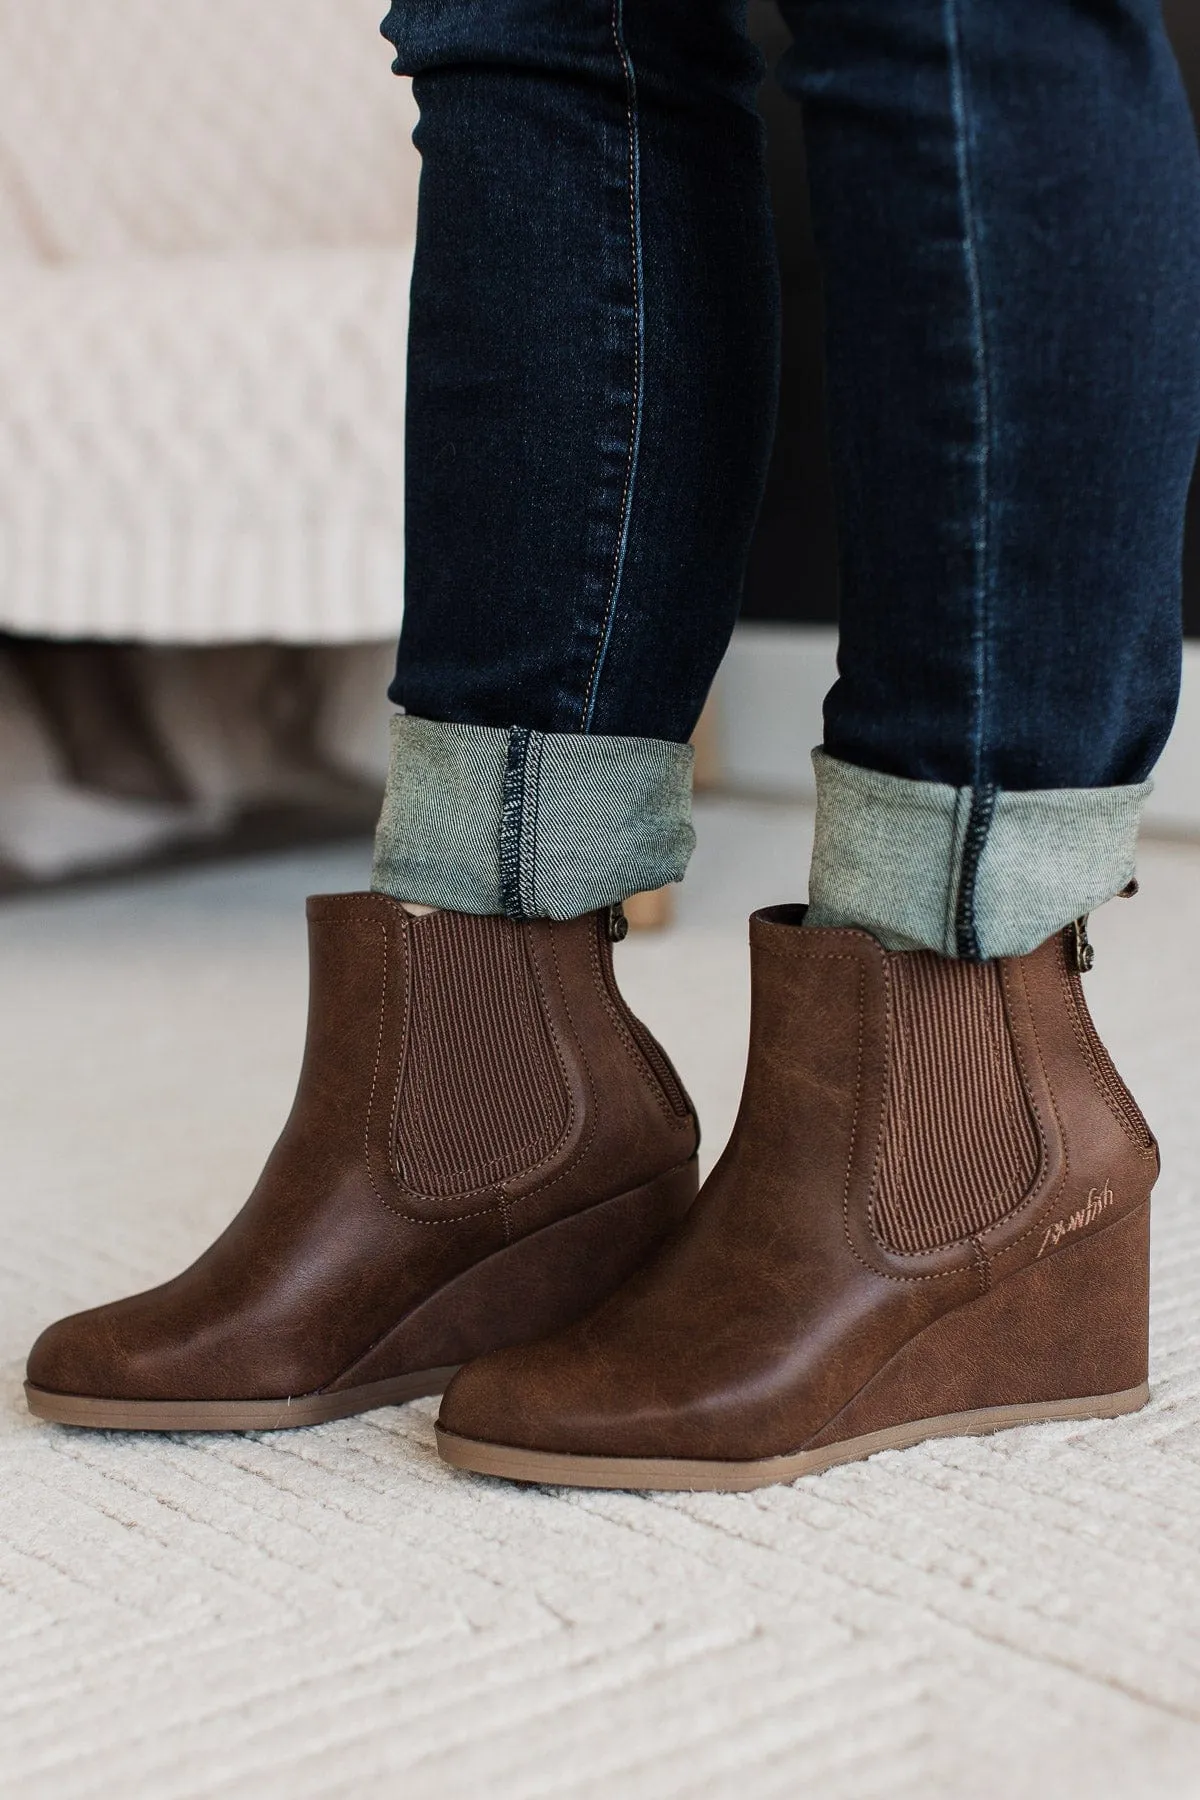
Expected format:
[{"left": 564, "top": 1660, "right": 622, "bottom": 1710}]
[
  {"left": 437, "top": 906, "right": 1157, "bottom": 1490},
  {"left": 25, "top": 895, "right": 698, "bottom": 1430}
]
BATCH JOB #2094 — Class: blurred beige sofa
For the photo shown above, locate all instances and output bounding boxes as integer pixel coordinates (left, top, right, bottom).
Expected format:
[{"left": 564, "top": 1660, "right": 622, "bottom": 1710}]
[{"left": 0, "top": 1, "right": 419, "bottom": 884}]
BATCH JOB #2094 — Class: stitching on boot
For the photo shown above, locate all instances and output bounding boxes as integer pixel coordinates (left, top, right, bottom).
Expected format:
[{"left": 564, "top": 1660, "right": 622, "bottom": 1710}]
[
  {"left": 1056, "top": 956, "right": 1157, "bottom": 1153},
  {"left": 394, "top": 916, "right": 572, "bottom": 1198},
  {"left": 984, "top": 957, "right": 1075, "bottom": 1259},
  {"left": 841, "top": 958, "right": 989, "bottom": 1287},
  {"left": 501, "top": 924, "right": 602, "bottom": 1218},
  {"left": 587, "top": 924, "right": 688, "bottom": 1122},
  {"left": 361, "top": 921, "right": 504, "bottom": 1227},
  {"left": 869, "top": 955, "right": 1041, "bottom": 1255}
]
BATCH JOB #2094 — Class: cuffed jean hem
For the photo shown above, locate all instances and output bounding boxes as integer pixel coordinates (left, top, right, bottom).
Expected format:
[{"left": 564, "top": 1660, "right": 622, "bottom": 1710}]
[
  {"left": 806, "top": 749, "right": 1151, "bottom": 961},
  {"left": 371, "top": 714, "right": 696, "bottom": 919}
]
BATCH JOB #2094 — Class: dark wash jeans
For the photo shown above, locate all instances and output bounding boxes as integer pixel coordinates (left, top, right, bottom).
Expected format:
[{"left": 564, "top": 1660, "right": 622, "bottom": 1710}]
[{"left": 373, "top": 0, "right": 1200, "bottom": 957}]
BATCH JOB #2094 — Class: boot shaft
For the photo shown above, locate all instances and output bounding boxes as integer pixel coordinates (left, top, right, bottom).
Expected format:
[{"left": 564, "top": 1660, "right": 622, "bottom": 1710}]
[
  {"left": 435, "top": 906, "right": 1156, "bottom": 1485},
  {"left": 25, "top": 893, "right": 700, "bottom": 1419},
  {"left": 736, "top": 906, "right": 1157, "bottom": 1287},
  {"left": 294, "top": 894, "right": 698, "bottom": 1226}
]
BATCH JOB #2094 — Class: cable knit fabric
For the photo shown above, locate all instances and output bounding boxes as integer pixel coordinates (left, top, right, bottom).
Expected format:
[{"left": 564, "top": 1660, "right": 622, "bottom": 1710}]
[{"left": 0, "top": 0, "right": 419, "bottom": 643}]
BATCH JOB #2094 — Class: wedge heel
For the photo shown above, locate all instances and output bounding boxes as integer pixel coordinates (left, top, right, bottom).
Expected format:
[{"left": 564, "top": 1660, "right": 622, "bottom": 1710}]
[
  {"left": 807, "top": 1200, "right": 1150, "bottom": 1454},
  {"left": 436, "top": 916, "right": 1158, "bottom": 1493},
  {"left": 438, "top": 1203, "right": 1150, "bottom": 1491},
  {"left": 26, "top": 899, "right": 701, "bottom": 1435},
  {"left": 25, "top": 1159, "right": 699, "bottom": 1433}
]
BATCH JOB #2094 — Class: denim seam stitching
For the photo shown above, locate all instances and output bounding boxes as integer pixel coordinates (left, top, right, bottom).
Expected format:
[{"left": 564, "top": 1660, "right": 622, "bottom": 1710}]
[
  {"left": 943, "top": 787, "right": 971, "bottom": 955},
  {"left": 945, "top": 0, "right": 994, "bottom": 786},
  {"left": 522, "top": 729, "right": 546, "bottom": 918},
  {"left": 499, "top": 727, "right": 531, "bottom": 920},
  {"left": 955, "top": 782, "right": 997, "bottom": 960},
  {"left": 946, "top": 0, "right": 998, "bottom": 951},
  {"left": 579, "top": 0, "right": 645, "bottom": 732}
]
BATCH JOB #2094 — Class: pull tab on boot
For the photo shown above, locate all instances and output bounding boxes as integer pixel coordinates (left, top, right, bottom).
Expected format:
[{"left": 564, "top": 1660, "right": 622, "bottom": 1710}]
[
  {"left": 1074, "top": 879, "right": 1139, "bottom": 973},
  {"left": 608, "top": 900, "right": 629, "bottom": 943},
  {"left": 1072, "top": 916, "right": 1095, "bottom": 974}
]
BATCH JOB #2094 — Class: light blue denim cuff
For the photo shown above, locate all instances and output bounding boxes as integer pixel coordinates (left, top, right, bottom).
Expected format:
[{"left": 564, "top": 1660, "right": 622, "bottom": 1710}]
[
  {"left": 806, "top": 748, "right": 1150, "bottom": 960},
  {"left": 372, "top": 715, "right": 695, "bottom": 919}
]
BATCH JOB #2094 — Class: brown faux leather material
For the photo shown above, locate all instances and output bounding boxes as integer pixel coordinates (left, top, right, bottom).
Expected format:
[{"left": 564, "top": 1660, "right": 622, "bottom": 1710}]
[
  {"left": 439, "top": 909, "right": 1157, "bottom": 1470},
  {"left": 26, "top": 895, "right": 699, "bottom": 1417},
  {"left": 804, "top": 1201, "right": 1150, "bottom": 1451}
]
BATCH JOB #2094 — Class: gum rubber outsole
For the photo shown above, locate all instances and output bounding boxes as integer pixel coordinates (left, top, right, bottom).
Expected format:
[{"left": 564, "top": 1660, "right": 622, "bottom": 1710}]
[
  {"left": 434, "top": 1381, "right": 1151, "bottom": 1492},
  {"left": 24, "top": 1366, "right": 460, "bottom": 1432}
]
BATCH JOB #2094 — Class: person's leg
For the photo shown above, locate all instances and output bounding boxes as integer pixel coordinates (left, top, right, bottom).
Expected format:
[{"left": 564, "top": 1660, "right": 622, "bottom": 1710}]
[
  {"left": 26, "top": 2, "right": 779, "bottom": 1430},
  {"left": 373, "top": 0, "right": 778, "bottom": 918},
  {"left": 788, "top": 0, "right": 1200, "bottom": 958},
  {"left": 438, "top": 0, "right": 1199, "bottom": 1489}
]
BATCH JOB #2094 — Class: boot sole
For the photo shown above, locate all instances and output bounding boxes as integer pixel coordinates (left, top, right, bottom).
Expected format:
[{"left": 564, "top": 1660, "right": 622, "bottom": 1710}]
[
  {"left": 23, "top": 1367, "right": 463, "bottom": 1432},
  {"left": 437, "top": 1203, "right": 1153, "bottom": 1490},
  {"left": 23, "top": 1158, "right": 698, "bottom": 1433},
  {"left": 435, "top": 1382, "right": 1150, "bottom": 1492}
]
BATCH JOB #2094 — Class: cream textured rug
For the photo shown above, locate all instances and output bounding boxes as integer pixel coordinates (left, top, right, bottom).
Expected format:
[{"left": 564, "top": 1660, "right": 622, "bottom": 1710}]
[{"left": 3, "top": 800, "right": 1199, "bottom": 1799}]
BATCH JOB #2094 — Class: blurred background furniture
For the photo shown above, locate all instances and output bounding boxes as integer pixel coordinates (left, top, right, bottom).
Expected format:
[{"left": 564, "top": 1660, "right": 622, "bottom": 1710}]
[
  {"left": 0, "top": 0, "right": 414, "bottom": 645},
  {"left": 0, "top": 0, "right": 413, "bottom": 886}
]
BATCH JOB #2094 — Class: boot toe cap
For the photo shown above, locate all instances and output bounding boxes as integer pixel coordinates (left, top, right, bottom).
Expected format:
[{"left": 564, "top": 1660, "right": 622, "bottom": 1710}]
[
  {"left": 437, "top": 1313, "right": 812, "bottom": 1465},
  {"left": 438, "top": 1328, "right": 696, "bottom": 1460},
  {"left": 27, "top": 1304, "right": 130, "bottom": 1398},
  {"left": 27, "top": 1294, "right": 192, "bottom": 1401},
  {"left": 437, "top": 1338, "right": 607, "bottom": 1454}
]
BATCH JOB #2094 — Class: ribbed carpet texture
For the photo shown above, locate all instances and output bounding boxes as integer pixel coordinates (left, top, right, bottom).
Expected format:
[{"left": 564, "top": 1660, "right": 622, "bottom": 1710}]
[{"left": 2, "top": 799, "right": 1199, "bottom": 1799}]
